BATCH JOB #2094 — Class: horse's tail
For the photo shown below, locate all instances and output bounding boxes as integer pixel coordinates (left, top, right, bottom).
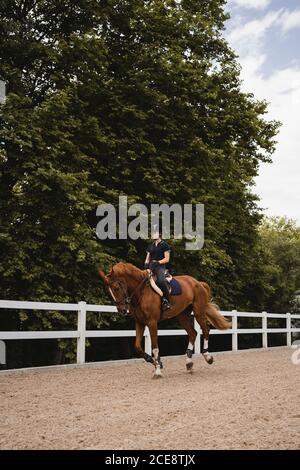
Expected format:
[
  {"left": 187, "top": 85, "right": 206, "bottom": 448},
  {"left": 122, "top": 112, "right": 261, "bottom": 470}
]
[{"left": 205, "top": 302, "right": 232, "bottom": 330}]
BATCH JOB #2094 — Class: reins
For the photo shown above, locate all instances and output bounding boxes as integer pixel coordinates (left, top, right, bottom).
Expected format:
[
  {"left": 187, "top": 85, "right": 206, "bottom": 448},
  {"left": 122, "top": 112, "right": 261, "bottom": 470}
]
[
  {"left": 125, "top": 274, "right": 149, "bottom": 309},
  {"left": 108, "top": 272, "right": 150, "bottom": 313}
]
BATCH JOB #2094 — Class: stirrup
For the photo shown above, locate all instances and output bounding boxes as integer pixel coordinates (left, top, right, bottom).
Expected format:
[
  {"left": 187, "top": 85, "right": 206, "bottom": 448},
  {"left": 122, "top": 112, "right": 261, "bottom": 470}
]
[{"left": 162, "top": 298, "right": 170, "bottom": 310}]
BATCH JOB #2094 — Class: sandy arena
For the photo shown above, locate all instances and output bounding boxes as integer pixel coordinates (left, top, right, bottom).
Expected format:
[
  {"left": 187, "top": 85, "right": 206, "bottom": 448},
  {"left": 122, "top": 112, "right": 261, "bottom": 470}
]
[{"left": 0, "top": 347, "right": 299, "bottom": 450}]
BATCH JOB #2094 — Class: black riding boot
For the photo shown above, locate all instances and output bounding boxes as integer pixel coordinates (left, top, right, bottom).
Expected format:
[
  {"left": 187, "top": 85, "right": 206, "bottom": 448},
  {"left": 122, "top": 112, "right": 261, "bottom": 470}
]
[
  {"left": 152, "top": 264, "right": 171, "bottom": 310},
  {"left": 161, "top": 284, "right": 171, "bottom": 310}
]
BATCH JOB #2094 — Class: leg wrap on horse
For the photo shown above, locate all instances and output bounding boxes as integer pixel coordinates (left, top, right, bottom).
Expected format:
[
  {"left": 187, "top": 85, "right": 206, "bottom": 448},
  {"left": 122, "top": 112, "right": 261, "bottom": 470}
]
[
  {"left": 186, "top": 348, "right": 193, "bottom": 359},
  {"left": 144, "top": 352, "right": 163, "bottom": 368},
  {"left": 157, "top": 355, "right": 163, "bottom": 369},
  {"left": 143, "top": 353, "right": 154, "bottom": 364},
  {"left": 202, "top": 347, "right": 209, "bottom": 355},
  {"left": 185, "top": 347, "right": 193, "bottom": 371}
]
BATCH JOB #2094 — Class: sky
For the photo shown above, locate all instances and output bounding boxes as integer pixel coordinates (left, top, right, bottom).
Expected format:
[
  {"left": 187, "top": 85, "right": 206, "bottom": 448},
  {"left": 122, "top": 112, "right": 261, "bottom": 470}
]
[{"left": 223, "top": 0, "right": 300, "bottom": 225}]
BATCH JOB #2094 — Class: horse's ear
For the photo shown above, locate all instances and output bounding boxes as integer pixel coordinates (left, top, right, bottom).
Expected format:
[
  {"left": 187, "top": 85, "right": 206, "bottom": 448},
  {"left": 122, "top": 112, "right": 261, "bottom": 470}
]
[{"left": 98, "top": 267, "right": 109, "bottom": 285}]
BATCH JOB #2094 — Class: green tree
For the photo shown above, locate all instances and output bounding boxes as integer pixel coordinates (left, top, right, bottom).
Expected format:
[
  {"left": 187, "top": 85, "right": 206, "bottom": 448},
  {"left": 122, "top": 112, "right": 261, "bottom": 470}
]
[
  {"left": 258, "top": 216, "right": 300, "bottom": 313},
  {"left": 0, "top": 0, "right": 280, "bottom": 364}
]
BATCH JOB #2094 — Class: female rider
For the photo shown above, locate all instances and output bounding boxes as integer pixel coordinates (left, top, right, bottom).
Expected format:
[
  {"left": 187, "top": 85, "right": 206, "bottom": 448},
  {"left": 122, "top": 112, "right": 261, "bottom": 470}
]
[{"left": 144, "top": 227, "right": 171, "bottom": 310}]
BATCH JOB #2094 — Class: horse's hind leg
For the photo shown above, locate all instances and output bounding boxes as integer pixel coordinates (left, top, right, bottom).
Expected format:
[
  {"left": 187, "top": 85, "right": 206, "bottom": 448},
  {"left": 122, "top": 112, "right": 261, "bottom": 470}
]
[
  {"left": 177, "top": 307, "right": 197, "bottom": 372},
  {"left": 194, "top": 314, "right": 213, "bottom": 364},
  {"left": 193, "top": 287, "right": 214, "bottom": 365},
  {"left": 201, "top": 321, "right": 213, "bottom": 364},
  {"left": 148, "top": 320, "right": 163, "bottom": 378}
]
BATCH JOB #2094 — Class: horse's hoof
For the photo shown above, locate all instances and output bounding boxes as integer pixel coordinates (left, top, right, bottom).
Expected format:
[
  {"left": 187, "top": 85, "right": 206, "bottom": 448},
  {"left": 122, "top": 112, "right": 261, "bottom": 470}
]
[
  {"left": 186, "top": 362, "right": 193, "bottom": 371},
  {"left": 204, "top": 355, "right": 214, "bottom": 365},
  {"left": 152, "top": 373, "right": 163, "bottom": 379}
]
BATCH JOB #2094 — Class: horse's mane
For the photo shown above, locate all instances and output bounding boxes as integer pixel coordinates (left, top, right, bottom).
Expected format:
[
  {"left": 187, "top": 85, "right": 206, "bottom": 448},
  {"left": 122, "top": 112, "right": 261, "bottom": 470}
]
[{"left": 108, "top": 262, "right": 146, "bottom": 280}]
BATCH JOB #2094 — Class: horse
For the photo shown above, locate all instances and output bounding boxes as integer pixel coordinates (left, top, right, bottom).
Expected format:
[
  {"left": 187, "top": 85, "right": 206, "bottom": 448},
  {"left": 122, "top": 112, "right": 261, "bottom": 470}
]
[{"left": 98, "top": 262, "right": 231, "bottom": 378}]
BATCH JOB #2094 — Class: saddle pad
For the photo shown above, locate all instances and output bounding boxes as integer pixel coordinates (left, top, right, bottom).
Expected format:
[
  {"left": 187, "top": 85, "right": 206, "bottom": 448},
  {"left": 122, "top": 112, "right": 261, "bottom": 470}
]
[{"left": 169, "top": 278, "right": 182, "bottom": 296}]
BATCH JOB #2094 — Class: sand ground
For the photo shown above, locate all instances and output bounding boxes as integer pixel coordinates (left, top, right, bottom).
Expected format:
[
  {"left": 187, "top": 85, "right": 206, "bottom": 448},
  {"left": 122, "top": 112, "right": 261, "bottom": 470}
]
[{"left": 0, "top": 347, "right": 299, "bottom": 450}]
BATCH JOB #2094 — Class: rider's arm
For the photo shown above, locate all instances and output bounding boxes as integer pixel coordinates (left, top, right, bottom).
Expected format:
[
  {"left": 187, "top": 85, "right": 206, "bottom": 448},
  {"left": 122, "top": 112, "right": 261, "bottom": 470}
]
[{"left": 158, "top": 251, "right": 170, "bottom": 265}]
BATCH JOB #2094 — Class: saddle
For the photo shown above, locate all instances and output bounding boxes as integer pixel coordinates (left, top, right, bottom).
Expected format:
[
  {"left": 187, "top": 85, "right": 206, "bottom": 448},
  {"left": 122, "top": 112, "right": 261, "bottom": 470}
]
[{"left": 147, "top": 270, "right": 182, "bottom": 297}]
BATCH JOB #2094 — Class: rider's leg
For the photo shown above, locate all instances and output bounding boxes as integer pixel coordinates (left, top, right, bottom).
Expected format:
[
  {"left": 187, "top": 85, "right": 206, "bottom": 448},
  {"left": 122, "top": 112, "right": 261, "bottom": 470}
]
[{"left": 155, "top": 265, "right": 170, "bottom": 308}]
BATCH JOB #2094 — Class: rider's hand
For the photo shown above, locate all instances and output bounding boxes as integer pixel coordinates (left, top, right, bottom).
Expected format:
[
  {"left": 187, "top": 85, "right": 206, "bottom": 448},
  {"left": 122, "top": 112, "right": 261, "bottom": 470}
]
[{"left": 150, "top": 260, "right": 159, "bottom": 270}]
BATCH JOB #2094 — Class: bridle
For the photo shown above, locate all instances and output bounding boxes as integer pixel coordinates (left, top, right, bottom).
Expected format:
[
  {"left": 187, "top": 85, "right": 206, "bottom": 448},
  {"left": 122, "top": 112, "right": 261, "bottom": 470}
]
[{"left": 107, "top": 275, "right": 149, "bottom": 314}]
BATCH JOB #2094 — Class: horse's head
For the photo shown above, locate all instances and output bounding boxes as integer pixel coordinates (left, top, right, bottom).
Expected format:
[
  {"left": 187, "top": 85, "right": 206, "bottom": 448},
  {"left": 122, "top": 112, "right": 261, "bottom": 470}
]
[{"left": 98, "top": 267, "right": 130, "bottom": 316}]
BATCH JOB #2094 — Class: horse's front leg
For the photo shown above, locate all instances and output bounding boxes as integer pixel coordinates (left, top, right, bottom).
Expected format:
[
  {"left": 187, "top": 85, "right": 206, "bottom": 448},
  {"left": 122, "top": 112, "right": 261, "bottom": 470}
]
[
  {"left": 148, "top": 320, "right": 163, "bottom": 379},
  {"left": 135, "top": 321, "right": 154, "bottom": 365}
]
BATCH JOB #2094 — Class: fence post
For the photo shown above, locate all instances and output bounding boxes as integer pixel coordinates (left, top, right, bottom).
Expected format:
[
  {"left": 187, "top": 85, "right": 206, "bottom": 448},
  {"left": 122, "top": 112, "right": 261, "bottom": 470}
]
[
  {"left": 262, "top": 311, "right": 268, "bottom": 349},
  {"left": 77, "top": 301, "right": 87, "bottom": 364},
  {"left": 286, "top": 312, "right": 292, "bottom": 347},
  {"left": 144, "top": 326, "right": 152, "bottom": 356},
  {"left": 194, "top": 315, "right": 201, "bottom": 354},
  {"left": 0, "top": 340, "right": 6, "bottom": 365},
  {"left": 231, "top": 310, "right": 238, "bottom": 351}
]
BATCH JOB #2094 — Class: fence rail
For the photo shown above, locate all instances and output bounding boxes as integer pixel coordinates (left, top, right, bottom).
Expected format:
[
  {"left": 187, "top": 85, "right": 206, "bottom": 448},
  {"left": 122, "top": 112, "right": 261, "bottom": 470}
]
[{"left": 1, "top": 300, "right": 300, "bottom": 367}]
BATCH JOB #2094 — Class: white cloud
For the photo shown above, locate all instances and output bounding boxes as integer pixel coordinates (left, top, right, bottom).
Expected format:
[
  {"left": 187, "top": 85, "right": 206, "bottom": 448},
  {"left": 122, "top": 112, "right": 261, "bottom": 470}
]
[
  {"left": 227, "top": 8, "right": 300, "bottom": 49},
  {"left": 227, "top": 9, "right": 283, "bottom": 46},
  {"left": 280, "top": 9, "right": 300, "bottom": 33},
  {"left": 225, "top": 8, "right": 300, "bottom": 224},
  {"left": 228, "top": 0, "right": 271, "bottom": 10},
  {"left": 239, "top": 57, "right": 300, "bottom": 224}
]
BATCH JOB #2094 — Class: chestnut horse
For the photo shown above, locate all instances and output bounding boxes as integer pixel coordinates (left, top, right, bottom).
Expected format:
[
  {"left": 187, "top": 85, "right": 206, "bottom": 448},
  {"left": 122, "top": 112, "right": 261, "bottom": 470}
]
[{"left": 98, "top": 262, "right": 231, "bottom": 378}]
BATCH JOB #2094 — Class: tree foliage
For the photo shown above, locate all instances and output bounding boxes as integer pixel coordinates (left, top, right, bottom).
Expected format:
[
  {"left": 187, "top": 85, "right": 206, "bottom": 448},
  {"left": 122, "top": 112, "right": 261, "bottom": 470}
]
[
  {"left": 0, "top": 1, "right": 283, "bottom": 363},
  {"left": 258, "top": 217, "right": 300, "bottom": 313}
]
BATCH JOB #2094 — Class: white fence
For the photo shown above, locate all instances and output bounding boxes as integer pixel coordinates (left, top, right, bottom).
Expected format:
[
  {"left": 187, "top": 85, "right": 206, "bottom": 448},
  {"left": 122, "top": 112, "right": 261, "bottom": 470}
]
[{"left": 0, "top": 300, "right": 300, "bottom": 368}]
